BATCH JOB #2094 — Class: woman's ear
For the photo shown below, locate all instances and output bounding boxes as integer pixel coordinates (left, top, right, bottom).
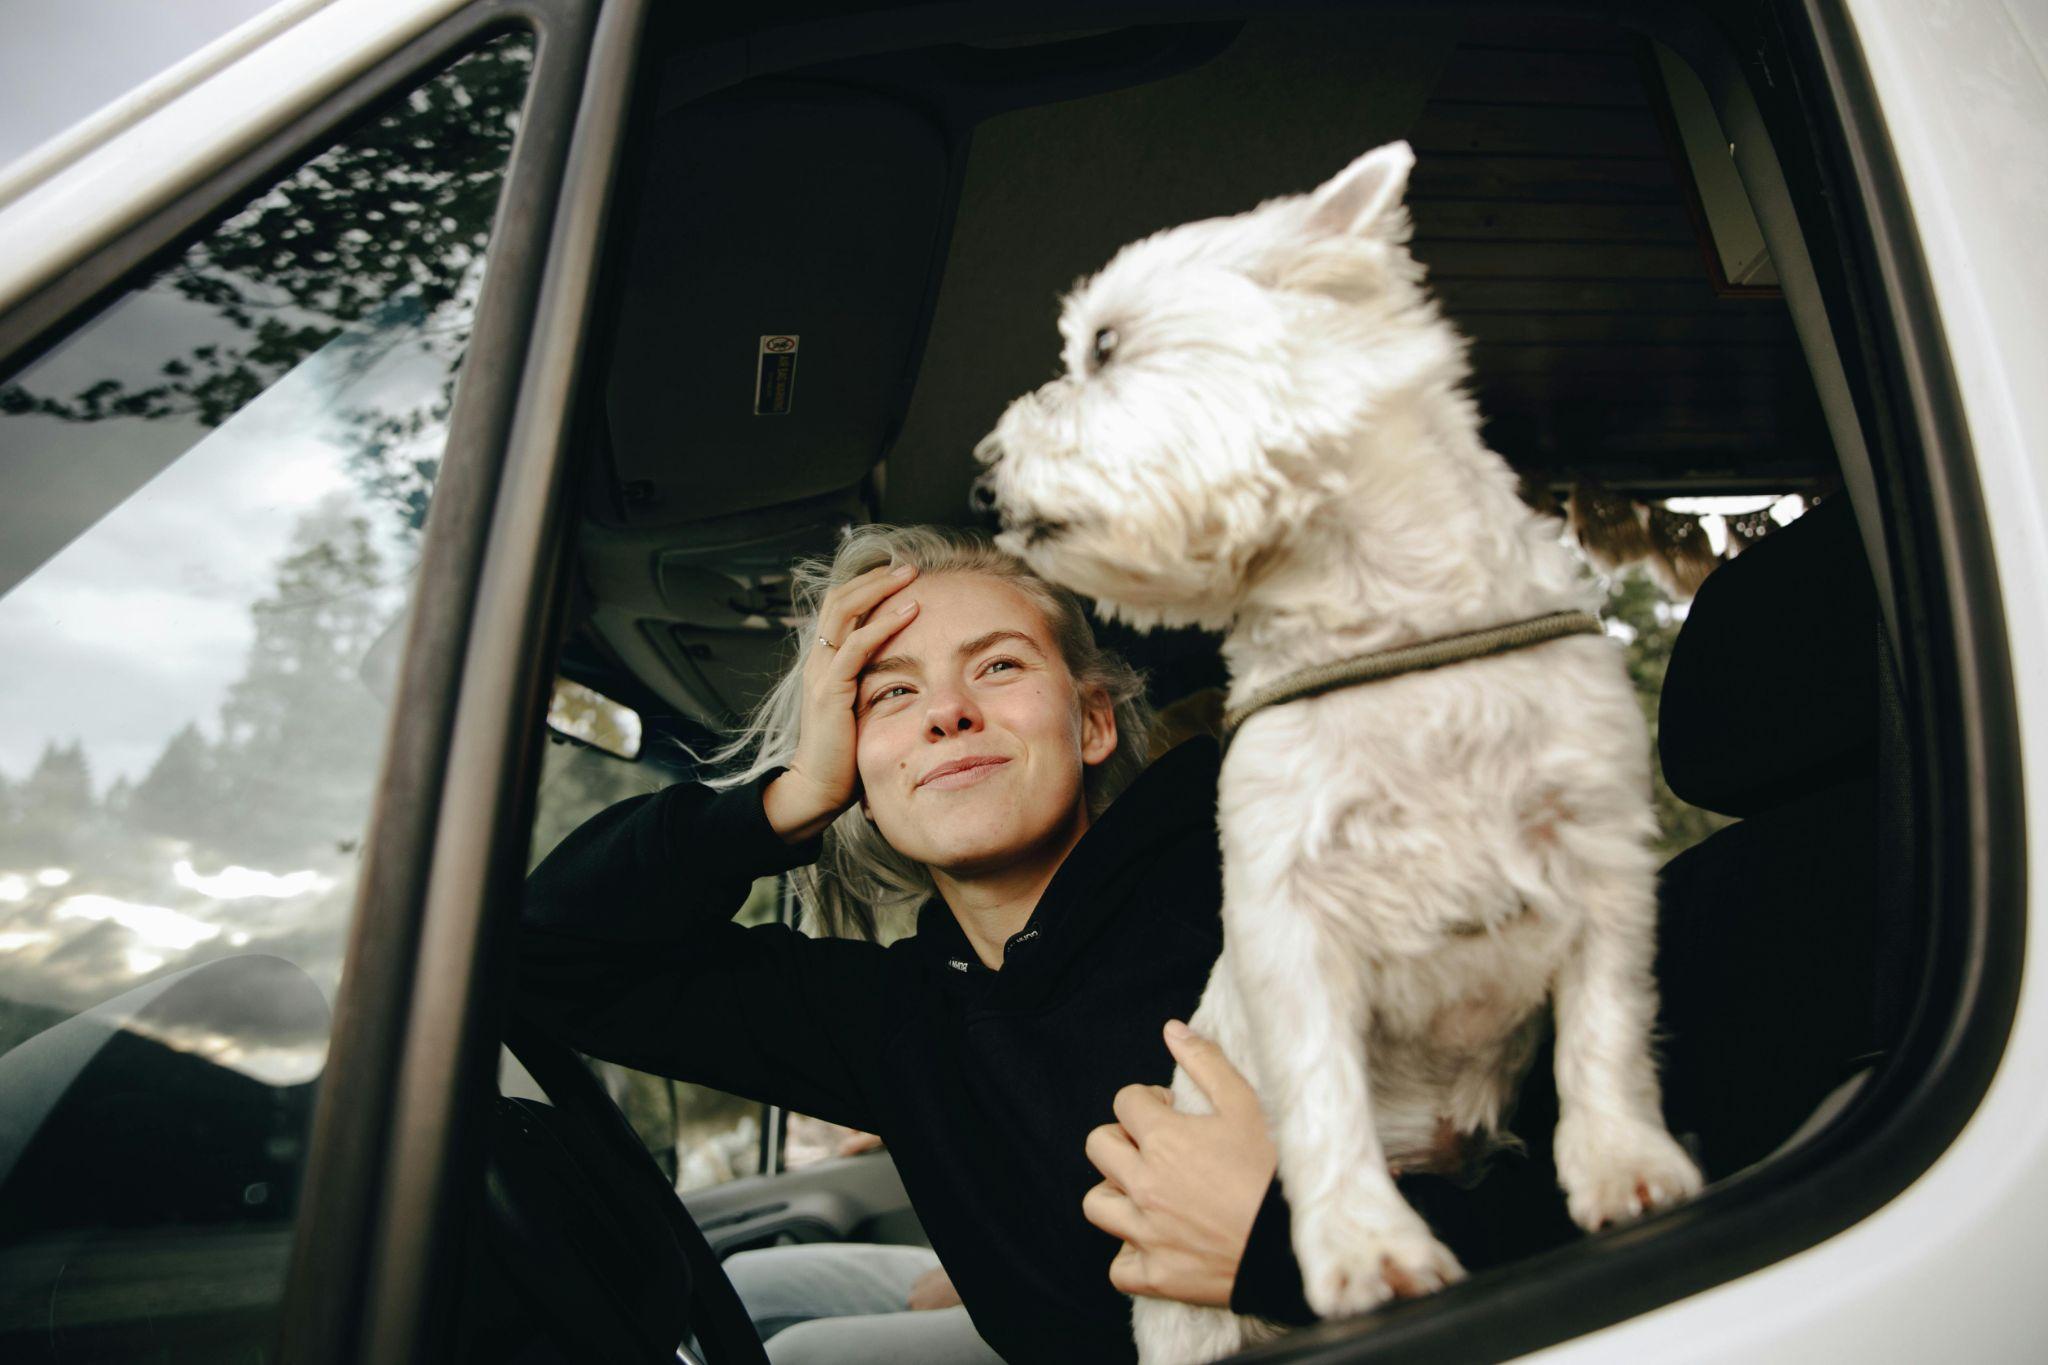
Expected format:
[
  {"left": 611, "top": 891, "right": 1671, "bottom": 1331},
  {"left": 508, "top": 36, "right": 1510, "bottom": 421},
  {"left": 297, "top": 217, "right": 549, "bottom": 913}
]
[{"left": 1080, "top": 685, "right": 1118, "bottom": 767}]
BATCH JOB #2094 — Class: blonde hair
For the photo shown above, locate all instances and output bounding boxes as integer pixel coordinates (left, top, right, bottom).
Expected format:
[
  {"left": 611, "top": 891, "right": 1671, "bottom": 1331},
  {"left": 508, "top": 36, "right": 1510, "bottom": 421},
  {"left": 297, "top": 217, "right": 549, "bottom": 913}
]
[{"left": 704, "top": 524, "right": 1154, "bottom": 941}]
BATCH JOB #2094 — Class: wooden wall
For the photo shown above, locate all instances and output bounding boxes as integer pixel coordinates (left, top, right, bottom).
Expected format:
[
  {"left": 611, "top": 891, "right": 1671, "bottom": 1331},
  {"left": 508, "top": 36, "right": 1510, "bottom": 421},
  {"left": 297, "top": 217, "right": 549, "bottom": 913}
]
[{"left": 1408, "top": 15, "right": 1831, "bottom": 495}]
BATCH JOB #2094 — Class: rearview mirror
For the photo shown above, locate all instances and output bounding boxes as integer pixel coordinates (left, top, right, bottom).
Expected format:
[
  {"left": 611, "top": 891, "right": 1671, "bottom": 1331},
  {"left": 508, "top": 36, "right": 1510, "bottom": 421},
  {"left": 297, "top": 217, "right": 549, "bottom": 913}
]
[{"left": 546, "top": 677, "right": 642, "bottom": 761}]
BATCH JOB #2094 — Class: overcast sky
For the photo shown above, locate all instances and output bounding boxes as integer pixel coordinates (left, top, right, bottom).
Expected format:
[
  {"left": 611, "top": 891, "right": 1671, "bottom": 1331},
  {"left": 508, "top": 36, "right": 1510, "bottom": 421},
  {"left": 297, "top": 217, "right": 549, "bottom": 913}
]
[{"left": 0, "top": 0, "right": 282, "bottom": 171}]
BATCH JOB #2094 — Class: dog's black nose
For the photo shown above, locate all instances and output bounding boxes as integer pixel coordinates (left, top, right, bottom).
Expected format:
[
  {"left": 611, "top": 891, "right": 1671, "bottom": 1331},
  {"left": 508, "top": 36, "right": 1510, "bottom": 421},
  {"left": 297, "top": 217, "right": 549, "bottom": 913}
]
[{"left": 969, "top": 474, "right": 1000, "bottom": 513}]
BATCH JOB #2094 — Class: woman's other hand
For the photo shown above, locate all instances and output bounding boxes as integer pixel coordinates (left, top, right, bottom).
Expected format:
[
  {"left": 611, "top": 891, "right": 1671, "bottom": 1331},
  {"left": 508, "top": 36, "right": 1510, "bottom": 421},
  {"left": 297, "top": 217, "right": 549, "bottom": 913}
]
[
  {"left": 763, "top": 562, "right": 920, "bottom": 843},
  {"left": 837, "top": 1128, "right": 885, "bottom": 1157},
  {"left": 906, "top": 1266, "right": 962, "bottom": 1311},
  {"left": 1080, "top": 1020, "right": 1277, "bottom": 1307}
]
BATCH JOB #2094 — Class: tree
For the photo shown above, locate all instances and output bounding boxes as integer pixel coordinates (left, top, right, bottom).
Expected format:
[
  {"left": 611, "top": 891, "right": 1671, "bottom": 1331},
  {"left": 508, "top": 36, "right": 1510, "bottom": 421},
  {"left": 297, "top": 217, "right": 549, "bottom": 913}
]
[
  {"left": 205, "top": 497, "right": 394, "bottom": 867},
  {"left": 101, "top": 776, "right": 133, "bottom": 819},
  {"left": 127, "top": 722, "right": 221, "bottom": 848},
  {"left": 5, "top": 739, "right": 97, "bottom": 866}
]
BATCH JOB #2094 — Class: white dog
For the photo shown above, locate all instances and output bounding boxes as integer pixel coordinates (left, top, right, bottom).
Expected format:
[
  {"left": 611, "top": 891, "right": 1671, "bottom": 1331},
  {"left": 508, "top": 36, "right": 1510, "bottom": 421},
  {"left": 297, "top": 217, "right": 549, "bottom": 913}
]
[{"left": 972, "top": 141, "right": 1702, "bottom": 1363}]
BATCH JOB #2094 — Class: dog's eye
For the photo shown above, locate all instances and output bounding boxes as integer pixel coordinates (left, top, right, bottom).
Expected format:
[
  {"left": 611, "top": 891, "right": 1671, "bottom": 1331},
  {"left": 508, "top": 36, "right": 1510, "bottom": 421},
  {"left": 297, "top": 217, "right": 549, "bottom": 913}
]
[{"left": 1090, "top": 326, "right": 1119, "bottom": 370}]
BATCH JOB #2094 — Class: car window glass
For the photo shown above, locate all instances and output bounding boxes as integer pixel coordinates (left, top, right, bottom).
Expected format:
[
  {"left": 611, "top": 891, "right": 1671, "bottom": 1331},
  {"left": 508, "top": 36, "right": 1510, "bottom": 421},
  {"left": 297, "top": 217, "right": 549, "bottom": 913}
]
[{"left": 0, "top": 32, "right": 533, "bottom": 1356}]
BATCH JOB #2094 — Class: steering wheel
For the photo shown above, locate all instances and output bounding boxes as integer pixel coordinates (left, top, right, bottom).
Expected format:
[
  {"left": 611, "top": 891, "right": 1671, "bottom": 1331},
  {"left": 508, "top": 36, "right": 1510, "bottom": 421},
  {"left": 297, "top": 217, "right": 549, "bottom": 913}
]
[{"left": 479, "top": 1013, "right": 770, "bottom": 1365}]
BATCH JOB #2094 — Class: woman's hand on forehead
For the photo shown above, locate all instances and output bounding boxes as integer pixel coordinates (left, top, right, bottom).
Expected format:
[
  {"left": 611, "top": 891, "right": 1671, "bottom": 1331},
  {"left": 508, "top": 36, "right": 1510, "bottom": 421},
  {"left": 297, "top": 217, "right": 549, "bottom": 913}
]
[{"left": 763, "top": 562, "right": 921, "bottom": 844}]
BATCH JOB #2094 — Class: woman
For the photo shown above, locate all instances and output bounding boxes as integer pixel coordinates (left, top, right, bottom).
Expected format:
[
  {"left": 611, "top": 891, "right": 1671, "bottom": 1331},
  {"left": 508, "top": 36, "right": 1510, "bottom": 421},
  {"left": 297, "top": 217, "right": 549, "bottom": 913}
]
[{"left": 517, "top": 525, "right": 1318, "bottom": 1363}]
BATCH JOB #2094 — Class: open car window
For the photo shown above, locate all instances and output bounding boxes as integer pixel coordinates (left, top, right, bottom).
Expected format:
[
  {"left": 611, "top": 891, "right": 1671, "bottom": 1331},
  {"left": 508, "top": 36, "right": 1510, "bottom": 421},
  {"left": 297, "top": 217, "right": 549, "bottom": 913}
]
[
  {"left": 514, "top": 4, "right": 2014, "bottom": 1360},
  {"left": 523, "top": 736, "right": 790, "bottom": 1192}
]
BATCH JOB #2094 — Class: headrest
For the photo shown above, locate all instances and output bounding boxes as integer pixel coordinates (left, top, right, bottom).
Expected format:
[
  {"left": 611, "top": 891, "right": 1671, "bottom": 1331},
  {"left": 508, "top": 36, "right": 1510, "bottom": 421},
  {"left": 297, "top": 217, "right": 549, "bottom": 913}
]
[{"left": 1659, "top": 495, "right": 1880, "bottom": 817}]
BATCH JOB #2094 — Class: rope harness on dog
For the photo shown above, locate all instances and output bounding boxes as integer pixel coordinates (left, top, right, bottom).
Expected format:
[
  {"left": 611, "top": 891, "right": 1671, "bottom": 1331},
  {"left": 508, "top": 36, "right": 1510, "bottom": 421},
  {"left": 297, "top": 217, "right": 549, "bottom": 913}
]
[{"left": 1219, "top": 609, "right": 1606, "bottom": 750}]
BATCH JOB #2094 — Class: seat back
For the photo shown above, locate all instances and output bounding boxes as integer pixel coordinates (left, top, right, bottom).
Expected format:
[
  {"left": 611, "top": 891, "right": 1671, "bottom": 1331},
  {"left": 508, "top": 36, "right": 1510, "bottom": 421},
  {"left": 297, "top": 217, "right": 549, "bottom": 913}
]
[{"left": 1653, "top": 496, "right": 1909, "bottom": 1178}]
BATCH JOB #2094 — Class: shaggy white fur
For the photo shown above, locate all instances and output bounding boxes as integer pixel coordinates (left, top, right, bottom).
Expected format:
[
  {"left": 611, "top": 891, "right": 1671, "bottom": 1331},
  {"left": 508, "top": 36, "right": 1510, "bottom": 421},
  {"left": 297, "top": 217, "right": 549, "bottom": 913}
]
[{"left": 972, "top": 141, "right": 1703, "bottom": 1363}]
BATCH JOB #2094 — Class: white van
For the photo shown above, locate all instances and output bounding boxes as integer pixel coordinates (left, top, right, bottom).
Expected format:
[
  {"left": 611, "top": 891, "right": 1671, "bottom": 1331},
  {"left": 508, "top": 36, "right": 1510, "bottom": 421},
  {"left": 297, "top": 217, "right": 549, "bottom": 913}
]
[{"left": 0, "top": 1, "right": 2040, "bottom": 1361}]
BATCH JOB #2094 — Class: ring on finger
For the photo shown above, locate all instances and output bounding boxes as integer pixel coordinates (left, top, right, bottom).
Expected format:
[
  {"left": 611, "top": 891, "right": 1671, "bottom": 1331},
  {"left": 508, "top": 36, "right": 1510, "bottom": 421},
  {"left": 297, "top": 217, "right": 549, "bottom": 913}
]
[{"left": 815, "top": 634, "right": 839, "bottom": 650}]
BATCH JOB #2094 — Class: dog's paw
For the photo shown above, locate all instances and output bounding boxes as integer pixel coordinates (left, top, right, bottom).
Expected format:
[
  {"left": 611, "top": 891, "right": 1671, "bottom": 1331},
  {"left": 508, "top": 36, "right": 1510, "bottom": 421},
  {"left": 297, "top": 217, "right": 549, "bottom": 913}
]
[
  {"left": 1291, "top": 1195, "right": 1465, "bottom": 1319},
  {"left": 1554, "top": 1113, "right": 1704, "bottom": 1232},
  {"left": 1132, "top": 1297, "right": 1254, "bottom": 1365}
]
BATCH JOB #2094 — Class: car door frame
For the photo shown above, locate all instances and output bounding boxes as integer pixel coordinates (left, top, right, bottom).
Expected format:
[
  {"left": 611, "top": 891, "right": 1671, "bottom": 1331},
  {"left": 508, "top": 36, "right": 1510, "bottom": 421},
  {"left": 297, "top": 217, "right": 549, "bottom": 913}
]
[
  {"left": 267, "top": 3, "right": 652, "bottom": 1362},
  {"left": 4, "top": 0, "right": 1997, "bottom": 1359}
]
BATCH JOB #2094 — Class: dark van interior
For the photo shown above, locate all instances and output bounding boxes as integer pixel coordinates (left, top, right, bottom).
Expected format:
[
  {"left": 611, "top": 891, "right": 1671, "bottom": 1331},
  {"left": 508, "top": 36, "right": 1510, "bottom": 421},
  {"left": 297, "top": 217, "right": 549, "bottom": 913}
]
[{"left": 572, "top": 12, "right": 1840, "bottom": 736}]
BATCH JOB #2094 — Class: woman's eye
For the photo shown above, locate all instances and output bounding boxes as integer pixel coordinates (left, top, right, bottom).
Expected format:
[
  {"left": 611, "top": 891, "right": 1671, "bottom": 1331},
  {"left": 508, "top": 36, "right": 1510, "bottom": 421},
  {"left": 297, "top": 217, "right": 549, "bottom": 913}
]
[
  {"left": 868, "top": 684, "right": 912, "bottom": 708},
  {"left": 982, "top": 658, "right": 1020, "bottom": 676}
]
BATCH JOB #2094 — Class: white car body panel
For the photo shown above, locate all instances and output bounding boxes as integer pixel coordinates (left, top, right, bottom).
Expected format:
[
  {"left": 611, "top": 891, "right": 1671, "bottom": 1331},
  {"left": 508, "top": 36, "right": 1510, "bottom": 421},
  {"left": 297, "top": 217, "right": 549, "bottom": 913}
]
[
  {"left": 1527, "top": 1, "right": 2048, "bottom": 1357},
  {"left": 0, "top": 0, "right": 466, "bottom": 316},
  {"left": 0, "top": 0, "right": 335, "bottom": 206},
  {"left": 0, "top": 0, "right": 2039, "bottom": 1356}
]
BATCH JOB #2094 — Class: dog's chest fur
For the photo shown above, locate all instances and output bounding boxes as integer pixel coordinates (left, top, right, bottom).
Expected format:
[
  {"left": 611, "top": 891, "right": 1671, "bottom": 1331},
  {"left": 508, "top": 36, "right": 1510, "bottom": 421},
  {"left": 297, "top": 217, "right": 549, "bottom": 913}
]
[{"left": 1214, "top": 636, "right": 1647, "bottom": 1168}]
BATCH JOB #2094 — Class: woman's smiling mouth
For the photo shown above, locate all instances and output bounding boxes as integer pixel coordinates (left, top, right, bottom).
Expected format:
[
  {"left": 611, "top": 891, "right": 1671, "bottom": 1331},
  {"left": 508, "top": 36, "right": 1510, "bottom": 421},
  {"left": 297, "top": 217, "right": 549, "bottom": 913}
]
[{"left": 919, "top": 755, "right": 1011, "bottom": 790}]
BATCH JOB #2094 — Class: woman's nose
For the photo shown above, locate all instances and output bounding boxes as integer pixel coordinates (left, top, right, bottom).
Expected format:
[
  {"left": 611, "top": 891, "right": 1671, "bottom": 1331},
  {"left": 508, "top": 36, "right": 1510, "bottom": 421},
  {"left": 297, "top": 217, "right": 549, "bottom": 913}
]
[{"left": 924, "top": 684, "right": 982, "bottom": 738}]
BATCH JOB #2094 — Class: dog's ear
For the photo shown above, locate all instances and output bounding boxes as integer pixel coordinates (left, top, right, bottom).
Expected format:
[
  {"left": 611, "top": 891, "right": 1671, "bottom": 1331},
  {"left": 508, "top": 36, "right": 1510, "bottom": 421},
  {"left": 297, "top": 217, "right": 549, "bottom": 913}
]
[{"left": 1302, "top": 141, "right": 1415, "bottom": 240}]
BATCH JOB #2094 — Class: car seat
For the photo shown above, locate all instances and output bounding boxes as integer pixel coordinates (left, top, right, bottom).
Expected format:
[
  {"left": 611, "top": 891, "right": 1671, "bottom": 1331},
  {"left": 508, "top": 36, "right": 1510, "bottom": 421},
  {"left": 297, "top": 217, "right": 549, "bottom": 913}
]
[
  {"left": 1653, "top": 493, "right": 1913, "bottom": 1179},
  {"left": 1402, "top": 494, "right": 1914, "bottom": 1272}
]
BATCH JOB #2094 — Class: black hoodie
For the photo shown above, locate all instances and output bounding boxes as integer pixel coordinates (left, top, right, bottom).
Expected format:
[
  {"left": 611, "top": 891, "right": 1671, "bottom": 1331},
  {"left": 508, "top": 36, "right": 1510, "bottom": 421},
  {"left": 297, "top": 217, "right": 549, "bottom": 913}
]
[{"left": 515, "top": 735, "right": 1316, "bottom": 1361}]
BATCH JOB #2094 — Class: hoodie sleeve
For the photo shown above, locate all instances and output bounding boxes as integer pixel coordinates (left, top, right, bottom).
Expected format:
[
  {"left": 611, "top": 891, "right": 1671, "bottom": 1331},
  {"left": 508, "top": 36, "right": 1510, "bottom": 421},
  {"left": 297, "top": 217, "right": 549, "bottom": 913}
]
[
  {"left": 1229, "top": 1174, "right": 1317, "bottom": 1326},
  {"left": 515, "top": 769, "right": 891, "bottom": 1132}
]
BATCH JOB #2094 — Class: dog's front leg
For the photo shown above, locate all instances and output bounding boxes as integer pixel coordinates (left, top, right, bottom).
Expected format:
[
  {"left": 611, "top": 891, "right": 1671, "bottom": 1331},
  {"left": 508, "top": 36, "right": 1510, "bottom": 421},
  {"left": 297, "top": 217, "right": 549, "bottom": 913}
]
[
  {"left": 1551, "top": 877, "right": 1703, "bottom": 1230},
  {"left": 1221, "top": 829, "right": 1464, "bottom": 1320}
]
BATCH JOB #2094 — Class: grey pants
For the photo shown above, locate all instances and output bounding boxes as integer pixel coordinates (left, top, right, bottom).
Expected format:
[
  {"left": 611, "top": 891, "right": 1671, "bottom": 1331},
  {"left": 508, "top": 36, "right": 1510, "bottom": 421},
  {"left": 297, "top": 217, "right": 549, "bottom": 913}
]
[{"left": 723, "top": 1242, "right": 1005, "bottom": 1364}]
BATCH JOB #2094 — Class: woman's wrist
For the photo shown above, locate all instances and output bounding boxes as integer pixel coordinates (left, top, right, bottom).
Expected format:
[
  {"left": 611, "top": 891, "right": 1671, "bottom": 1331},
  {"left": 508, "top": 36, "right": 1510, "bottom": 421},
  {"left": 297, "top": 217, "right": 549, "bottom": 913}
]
[{"left": 762, "top": 769, "right": 843, "bottom": 845}]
